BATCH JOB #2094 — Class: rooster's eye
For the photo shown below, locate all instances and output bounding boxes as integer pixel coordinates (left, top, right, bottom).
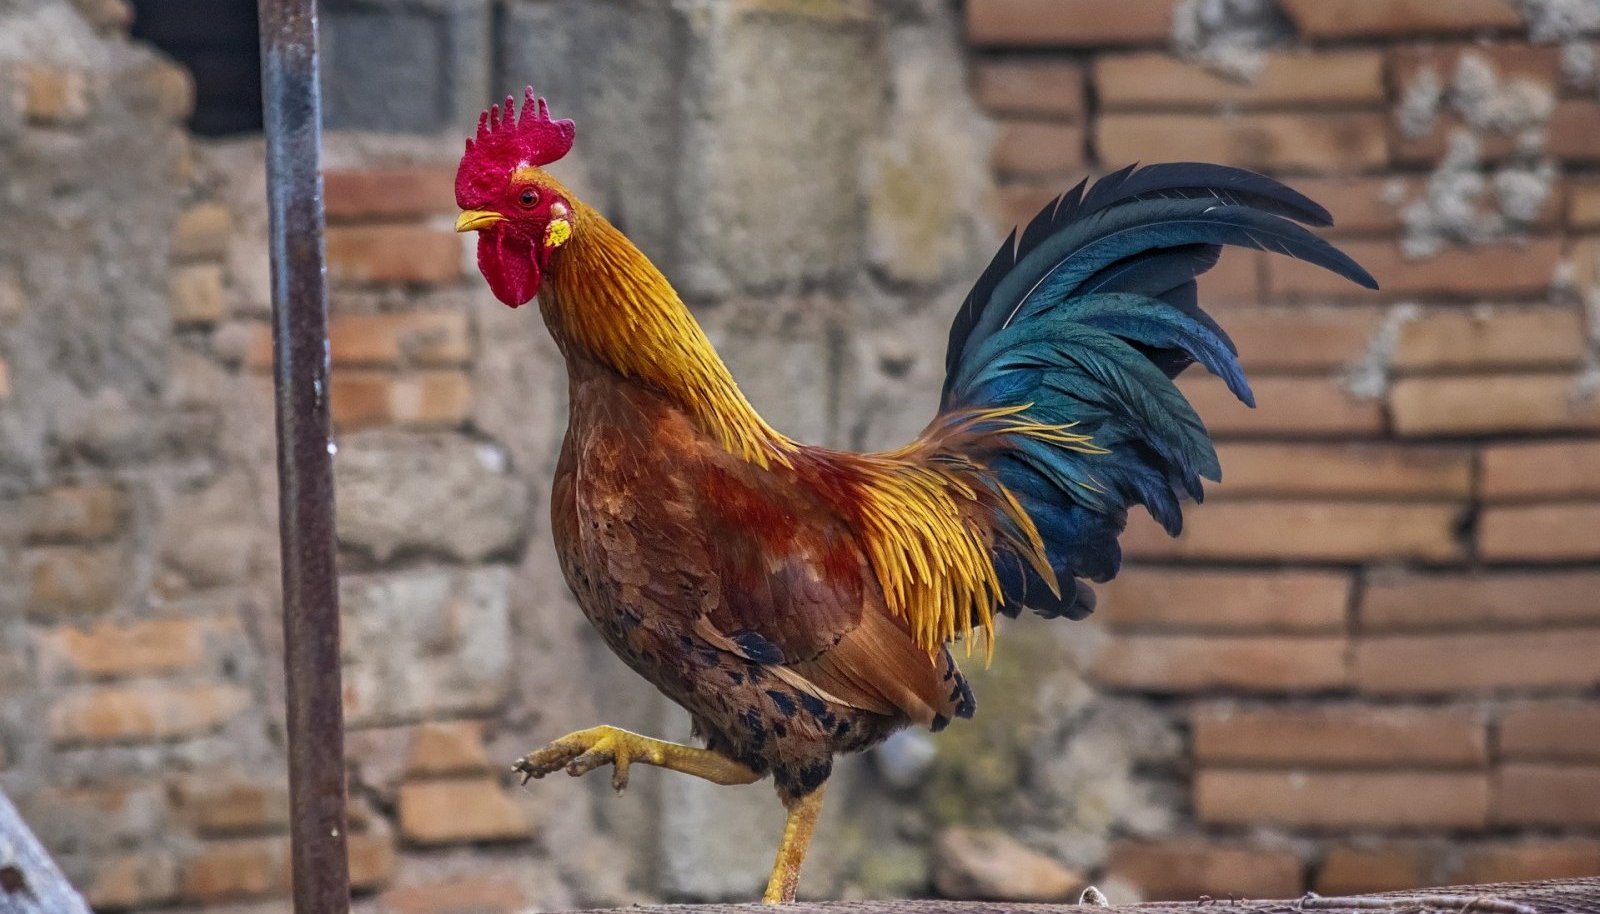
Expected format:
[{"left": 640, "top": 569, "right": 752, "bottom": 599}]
[{"left": 519, "top": 188, "right": 540, "bottom": 208}]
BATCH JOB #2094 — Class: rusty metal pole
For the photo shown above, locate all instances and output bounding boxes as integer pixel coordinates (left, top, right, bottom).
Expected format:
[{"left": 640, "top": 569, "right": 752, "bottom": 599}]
[{"left": 258, "top": 0, "right": 351, "bottom": 912}]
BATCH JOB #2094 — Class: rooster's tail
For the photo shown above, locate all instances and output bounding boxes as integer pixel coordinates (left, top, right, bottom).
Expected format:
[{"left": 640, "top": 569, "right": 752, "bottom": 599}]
[{"left": 934, "top": 163, "right": 1377, "bottom": 621}]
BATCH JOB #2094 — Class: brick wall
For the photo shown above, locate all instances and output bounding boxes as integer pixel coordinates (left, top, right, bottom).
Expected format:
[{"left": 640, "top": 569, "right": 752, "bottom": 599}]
[{"left": 968, "top": 0, "right": 1600, "bottom": 900}]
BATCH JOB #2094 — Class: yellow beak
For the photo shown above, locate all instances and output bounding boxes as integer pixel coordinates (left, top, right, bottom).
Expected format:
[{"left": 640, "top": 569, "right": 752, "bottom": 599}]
[{"left": 455, "top": 209, "right": 505, "bottom": 233}]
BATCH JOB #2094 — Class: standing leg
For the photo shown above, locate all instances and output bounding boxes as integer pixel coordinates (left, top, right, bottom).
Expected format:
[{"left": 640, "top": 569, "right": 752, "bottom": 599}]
[{"left": 761, "top": 783, "right": 827, "bottom": 904}]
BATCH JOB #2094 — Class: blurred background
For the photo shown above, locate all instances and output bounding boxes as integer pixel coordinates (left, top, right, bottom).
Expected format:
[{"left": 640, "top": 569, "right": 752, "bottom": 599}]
[{"left": 2, "top": 0, "right": 1599, "bottom": 910}]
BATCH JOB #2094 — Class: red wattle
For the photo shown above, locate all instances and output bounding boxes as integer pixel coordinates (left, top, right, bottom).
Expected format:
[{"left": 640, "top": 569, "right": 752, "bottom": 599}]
[{"left": 477, "top": 230, "right": 540, "bottom": 308}]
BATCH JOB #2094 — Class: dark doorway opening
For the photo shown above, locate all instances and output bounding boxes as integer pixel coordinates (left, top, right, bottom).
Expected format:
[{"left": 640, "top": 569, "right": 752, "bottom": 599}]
[{"left": 129, "top": 0, "right": 263, "bottom": 135}]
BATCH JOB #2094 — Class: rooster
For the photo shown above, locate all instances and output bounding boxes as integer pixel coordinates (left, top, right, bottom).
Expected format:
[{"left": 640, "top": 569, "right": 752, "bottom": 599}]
[{"left": 453, "top": 89, "right": 1375, "bottom": 903}]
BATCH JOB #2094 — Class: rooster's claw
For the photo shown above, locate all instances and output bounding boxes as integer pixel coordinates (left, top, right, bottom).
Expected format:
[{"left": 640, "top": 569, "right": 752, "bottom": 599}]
[{"left": 513, "top": 725, "right": 647, "bottom": 793}]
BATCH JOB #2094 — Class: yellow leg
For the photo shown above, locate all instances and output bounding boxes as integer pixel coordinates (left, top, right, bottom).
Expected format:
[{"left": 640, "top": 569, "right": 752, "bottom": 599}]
[
  {"left": 762, "top": 784, "right": 827, "bottom": 905},
  {"left": 512, "top": 724, "right": 762, "bottom": 793}
]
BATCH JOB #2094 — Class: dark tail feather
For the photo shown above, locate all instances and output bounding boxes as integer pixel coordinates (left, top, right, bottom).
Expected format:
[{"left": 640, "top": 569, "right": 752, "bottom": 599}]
[{"left": 939, "top": 164, "right": 1375, "bottom": 621}]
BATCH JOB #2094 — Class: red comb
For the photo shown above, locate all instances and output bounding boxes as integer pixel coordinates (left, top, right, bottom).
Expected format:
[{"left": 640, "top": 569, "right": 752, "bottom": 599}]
[
  {"left": 457, "top": 88, "right": 575, "bottom": 205},
  {"left": 466, "top": 87, "right": 574, "bottom": 164}
]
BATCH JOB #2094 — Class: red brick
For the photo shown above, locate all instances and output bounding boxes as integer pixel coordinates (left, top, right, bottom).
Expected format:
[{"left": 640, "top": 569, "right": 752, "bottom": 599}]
[
  {"left": 1225, "top": 307, "right": 1382, "bottom": 371},
  {"left": 1106, "top": 840, "right": 1305, "bottom": 901},
  {"left": 238, "top": 321, "right": 275, "bottom": 370},
  {"left": 23, "top": 546, "right": 125, "bottom": 617},
  {"left": 39, "top": 617, "right": 205, "bottom": 679},
  {"left": 1270, "top": 239, "right": 1563, "bottom": 301},
  {"left": 171, "top": 203, "right": 232, "bottom": 261},
  {"left": 168, "top": 264, "right": 226, "bottom": 325},
  {"left": 405, "top": 720, "right": 492, "bottom": 776},
  {"left": 1481, "top": 504, "right": 1600, "bottom": 561},
  {"left": 967, "top": 0, "right": 1172, "bottom": 47},
  {"left": 992, "top": 120, "right": 1084, "bottom": 178},
  {"left": 329, "top": 311, "right": 470, "bottom": 367},
  {"left": 1277, "top": 0, "right": 1521, "bottom": 39},
  {"left": 180, "top": 837, "right": 290, "bottom": 902},
  {"left": 1123, "top": 501, "right": 1465, "bottom": 563},
  {"left": 325, "top": 224, "right": 462, "bottom": 285},
  {"left": 1090, "top": 634, "right": 1348, "bottom": 693},
  {"left": 331, "top": 372, "right": 398, "bottom": 427},
  {"left": 1316, "top": 844, "right": 1445, "bottom": 894},
  {"left": 397, "top": 776, "right": 533, "bottom": 844},
  {"left": 324, "top": 165, "right": 457, "bottom": 221},
  {"left": 22, "top": 64, "right": 91, "bottom": 124},
  {"left": 1098, "top": 112, "right": 1389, "bottom": 174},
  {"left": 1493, "top": 764, "right": 1600, "bottom": 827},
  {"left": 1213, "top": 443, "right": 1473, "bottom": 499},
  {"left": 1568, "top": 234, "right": 1600, "bottom": 285},
  {"left": 1500, "top": 703, "right": 1600, "bottom": 763},
  {"left": 50, "top": 683, "right": 251, "bottom": 746},
  {"left": 1569, "top": 182, "right": 1600, "bottom": 230},
  {"left": 1102, "top": 569, "right": 1349, "bottom": 634},
  {"left": 1181, "top": 375, "right": 1386, "bottom": 438},
  {"left": 20, "top": 484, "right": 124, "bottom": 541},
  {"left": 1355, "top": 629, "right": 1600, "bottom": 695},
  {"left": 348, "top": 830, "right": 397, "bottom": 891},
  {"left": 1394, "top": 309, "right": 1587, "bottom": 372},
  {"left": 1193, "top": 705, "right": 1487, "bottom": 769},
  {"left": 1288, "top": 177, "right": 1408, "bottom": 236},
  {"left": 1548, "top": 100, "right": 1600, "bottom": 163},
  {"left": 1096, "top": 51, "right": 1385, "bottom": 111},
  {"left": 973, "top": 61, "right": 1083, "bottom": 118},
  {"left": 87, "top": 853, "right": 179, "bottom": 910},
  {"left": 178, "top": 781, "right": 290, "bottom": 836},
  {"left": 1391, "top": 374, "right": 1600, "bottom": 437},
  {"left": 1484, "top": 440, "right": 1600, "bottom": 502},
  {"left": 1458, "top": 840, "right": 1600, "bottom": 884},
  {"left": 1361, "top": 571, "right": 1600, "bottom": 631},
  {"left": 1195, "top": 769, "right": 1489, "bottom": 830},
  {"left": 331, "top": 370, "right": 473, "bottom": 429}
]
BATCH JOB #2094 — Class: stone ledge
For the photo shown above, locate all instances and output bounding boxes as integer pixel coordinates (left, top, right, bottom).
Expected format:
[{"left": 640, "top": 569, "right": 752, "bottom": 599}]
[{"left": 547, "top": 878, "right": 1600, "bottom": 914}]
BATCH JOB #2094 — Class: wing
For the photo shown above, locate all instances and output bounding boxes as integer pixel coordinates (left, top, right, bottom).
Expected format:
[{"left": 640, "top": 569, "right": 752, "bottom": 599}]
[{"left": 687, "top": 452, "right": 970, "bottom": 729}]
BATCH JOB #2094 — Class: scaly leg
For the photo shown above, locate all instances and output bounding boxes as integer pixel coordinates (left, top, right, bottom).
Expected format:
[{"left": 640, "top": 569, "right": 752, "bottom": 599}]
[
  {"left": 762, "top": 784, "right": 827, "bottom": 905},
  {"left": 513, "top": 724, "right": 762, "bottom": 793}
]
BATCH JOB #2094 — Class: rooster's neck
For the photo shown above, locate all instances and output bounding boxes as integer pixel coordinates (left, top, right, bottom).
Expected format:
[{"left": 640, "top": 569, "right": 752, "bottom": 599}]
[{"left": 541, "top": 202, "right": 795, "bottom": 468}]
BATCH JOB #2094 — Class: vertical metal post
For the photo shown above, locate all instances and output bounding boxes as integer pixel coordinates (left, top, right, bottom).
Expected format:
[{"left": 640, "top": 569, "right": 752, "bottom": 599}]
[{"left": 257, "top": 1, "right": 352, "bottom": 912}]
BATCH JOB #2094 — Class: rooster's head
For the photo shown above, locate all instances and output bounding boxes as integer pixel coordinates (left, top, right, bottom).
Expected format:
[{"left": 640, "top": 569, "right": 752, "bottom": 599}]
[{"left": 454, "top": 88, "right": 575, "bottom": 308}]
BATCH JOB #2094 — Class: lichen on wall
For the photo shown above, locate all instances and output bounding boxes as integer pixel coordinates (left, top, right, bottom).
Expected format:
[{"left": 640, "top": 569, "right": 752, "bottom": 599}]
[
  {"left": 1512, "top": 0, "right": 1600, "bottom": 42},
  {"left": 1391, "top": 52, "right": 1558, "bottom": 258},
  {"left": 1171, "top": 0, "right": 1294, "bottom": 81}
]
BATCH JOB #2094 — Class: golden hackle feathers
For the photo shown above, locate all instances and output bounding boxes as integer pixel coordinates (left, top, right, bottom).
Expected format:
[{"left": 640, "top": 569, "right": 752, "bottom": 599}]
[
  {"left": 541, "top": 184, "right": 798, "bottom": 469},
  {"left": 842, "top": 405, "right": 1102, "bottom": 658}
]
